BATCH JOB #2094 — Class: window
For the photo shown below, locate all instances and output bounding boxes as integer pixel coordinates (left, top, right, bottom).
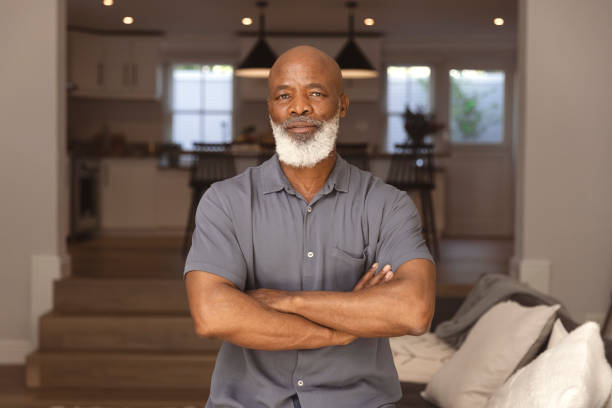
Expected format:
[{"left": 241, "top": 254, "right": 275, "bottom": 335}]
[
  {"left": 170, "top": 64, "right": 233, "bottom": 149},
  {"left": 449, "top": 69, "right": 505, "bottom": 144},
  {"left": 386, "top": 66, "right": 432, "bottom": 151}
]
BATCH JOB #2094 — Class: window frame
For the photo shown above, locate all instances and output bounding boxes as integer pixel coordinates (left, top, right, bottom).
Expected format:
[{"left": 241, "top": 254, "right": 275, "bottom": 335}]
[
  {"left": 383, "top": 57, "right": 515, "bottom": 155},
  {"left": 384, "top": 64, "right": 436, "bottom": 152},
  {"left": 447, "top": 67, "right": 509, "bottom": 148},
  {"left": 162, "top": 58, "right": 236, "bottom": 148}
]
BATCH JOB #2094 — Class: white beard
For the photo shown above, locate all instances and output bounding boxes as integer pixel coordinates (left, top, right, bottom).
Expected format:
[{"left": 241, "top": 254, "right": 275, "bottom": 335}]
[{"left": 270, "top": 111, "right": 340, "bottom": 168}]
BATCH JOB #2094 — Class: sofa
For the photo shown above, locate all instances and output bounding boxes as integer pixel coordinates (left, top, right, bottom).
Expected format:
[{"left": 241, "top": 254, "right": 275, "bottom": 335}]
[{"left": 394, "top": 274, "right": 612, "bottom": 408}]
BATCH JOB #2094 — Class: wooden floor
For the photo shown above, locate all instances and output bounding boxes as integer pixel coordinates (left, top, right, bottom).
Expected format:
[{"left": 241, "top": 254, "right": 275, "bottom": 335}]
[
  {"left": 0, "top": 363, "right": 206, "bottom": 408},
  {"left": 0, "top": 236, "right": 512, "bottom": 407}
]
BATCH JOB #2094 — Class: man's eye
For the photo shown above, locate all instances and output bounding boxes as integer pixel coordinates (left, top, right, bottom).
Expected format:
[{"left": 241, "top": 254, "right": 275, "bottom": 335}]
[
  {"left": 277, "top": 94, "right": 290, "bottom": 100},
  {"left": 311, "top": 91, "right": 322, "bottom": 97}
]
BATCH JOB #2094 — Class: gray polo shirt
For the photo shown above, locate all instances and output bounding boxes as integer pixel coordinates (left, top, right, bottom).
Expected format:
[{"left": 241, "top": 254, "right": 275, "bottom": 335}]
[{"left": 184, "top": 153, "right": 433, "bottom": 408}]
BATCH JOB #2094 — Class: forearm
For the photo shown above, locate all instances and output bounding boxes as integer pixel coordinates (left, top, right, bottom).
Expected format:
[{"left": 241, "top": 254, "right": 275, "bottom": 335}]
[
  {"left": 273, "top": 260, "right": 436, "bottom": 337},
  {"left": 291, "top": 280, "right": 428, "bottom": 337},
  {"left": 187, "top": 276, "right": 350, "bottom": 350}
]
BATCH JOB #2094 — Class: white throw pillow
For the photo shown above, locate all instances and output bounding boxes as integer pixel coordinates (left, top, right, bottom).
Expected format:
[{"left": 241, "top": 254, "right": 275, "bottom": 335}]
[
  {"left": 421, "top": 301, "right": 560, "bottom": 408},
  {"left": 486, "top": 321, "right": 612, "bottom": 408},
  {"left": 547, "top": 318, "right": 569, "bottom": 349},
  {"left": 390, "top": 332, "right": 456, "bottom": 384}
]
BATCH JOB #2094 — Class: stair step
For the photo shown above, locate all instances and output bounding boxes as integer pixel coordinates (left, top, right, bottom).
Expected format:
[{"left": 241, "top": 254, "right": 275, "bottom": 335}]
[
  {"left": 26, "top": 351, "right": 217, "bottom": 389},
  {"left": 69, "top": 236, "right": 186, "bottom": 279},
  {"left": 71, "top": 250, "right": 185, "bottom": 279},
  {"left": 40, "top": 312, "right": 222, "bottom": 352},
  {"left": 1, "top": 386, "right": 210, "bottom": 408},
  {"left": 55, "top": 278, "right": 189, "bottom": 313}
]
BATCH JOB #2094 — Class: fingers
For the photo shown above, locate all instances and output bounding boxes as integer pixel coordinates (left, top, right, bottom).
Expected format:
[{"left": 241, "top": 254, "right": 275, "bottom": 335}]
[
  {"left": 353, "top": 262, "right": 379, "bottom": 291},
  {"left": 353, "top": 262, "right": 394, "bottom": 292},
  {"left": 364, "top": 264, "right": 393, "bottom": 289}
]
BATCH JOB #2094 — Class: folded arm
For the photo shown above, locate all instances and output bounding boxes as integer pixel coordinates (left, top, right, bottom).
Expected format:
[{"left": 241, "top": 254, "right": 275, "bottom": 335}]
[
  {"left": 249, "top": 258, "right": 436, "bottom": 338},
  {"left": 185, "top": 270, "right": 356, "bottom": 350}
]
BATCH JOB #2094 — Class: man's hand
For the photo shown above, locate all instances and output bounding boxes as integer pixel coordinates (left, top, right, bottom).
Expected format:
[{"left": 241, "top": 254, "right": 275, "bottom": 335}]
[
  {"left": 353, "top": 263, "right": 394, "bottom": 291},
  {"left": 247, "top": 262, "right": 393, "bottom": 347},
  {"left": 248, "top": 262, "right": 394, "bottom": 313}
]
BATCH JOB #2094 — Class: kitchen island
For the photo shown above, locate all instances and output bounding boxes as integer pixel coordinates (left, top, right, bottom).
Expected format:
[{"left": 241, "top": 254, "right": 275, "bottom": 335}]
[{"left": 96, "top": 149, "right": 446, "bottom": 237}]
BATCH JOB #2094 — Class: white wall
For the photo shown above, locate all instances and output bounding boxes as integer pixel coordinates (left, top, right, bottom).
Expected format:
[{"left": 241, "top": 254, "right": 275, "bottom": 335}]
[
  {"left": 0, "top": 0, "right": 69, "bottom": 363},
  {"left": 514, "top": 0, "right": 612, "bottom": 322}
]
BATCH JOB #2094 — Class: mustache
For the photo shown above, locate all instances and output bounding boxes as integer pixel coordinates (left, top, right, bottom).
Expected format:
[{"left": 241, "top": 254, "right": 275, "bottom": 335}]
[{"left": 281, "top": 116, "right": 324, "bottom": 129}]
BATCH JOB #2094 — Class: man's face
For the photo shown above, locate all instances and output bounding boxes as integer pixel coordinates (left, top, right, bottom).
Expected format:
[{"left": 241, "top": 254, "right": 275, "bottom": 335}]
[{"left": 267, "top": 58, "right": 348, "bottom": 140}]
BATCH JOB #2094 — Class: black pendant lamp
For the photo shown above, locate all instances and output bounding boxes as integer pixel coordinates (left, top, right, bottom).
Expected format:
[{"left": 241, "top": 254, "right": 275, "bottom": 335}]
[
  {"left": 336, "top": 1, "right": 378, "bottom": 79},
  {"left": 235, "top": 1, "right": 277, "bottom": 78}
]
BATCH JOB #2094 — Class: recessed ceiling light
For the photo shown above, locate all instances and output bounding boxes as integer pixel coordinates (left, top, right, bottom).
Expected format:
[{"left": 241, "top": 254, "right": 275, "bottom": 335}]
[
  {"left": 494, "top": 17, "right": 504, "bottom": 26},
  {"left": 364, "top": 17, "right": 375, "bottom": 26},
  {"left": 123, "top": 16, "right": 134, "bottom": 25},
  {"left": 242, "top": 17, "right": 253, "bottom": 26},
  {"left": 102, "top": 0, "right": 113, "bottom": 6}
]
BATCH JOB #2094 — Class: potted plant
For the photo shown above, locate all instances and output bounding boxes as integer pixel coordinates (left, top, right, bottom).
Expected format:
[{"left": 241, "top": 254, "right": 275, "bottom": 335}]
[{"left": 403, "top": 107, "right": 445, "bottom": 146}]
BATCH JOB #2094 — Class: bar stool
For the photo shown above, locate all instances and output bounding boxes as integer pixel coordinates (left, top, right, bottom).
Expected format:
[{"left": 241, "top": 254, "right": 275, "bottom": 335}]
[
  {"left": 183, "top": 144, "right": 236, "bottom": 258},
  {"left": 256, "top": 142, "right": 276, "bottom": 165},
  {"left": 386, "top": 144, "right": 439, "bottom": 260},
  {"left": 337, "top": 143, "right": 369, "bottom": 171}
]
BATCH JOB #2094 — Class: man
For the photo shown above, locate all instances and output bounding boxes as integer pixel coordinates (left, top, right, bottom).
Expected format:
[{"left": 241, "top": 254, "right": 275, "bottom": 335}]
[{"left": 184, "top": 45, "right": 436, "bottom": 408}]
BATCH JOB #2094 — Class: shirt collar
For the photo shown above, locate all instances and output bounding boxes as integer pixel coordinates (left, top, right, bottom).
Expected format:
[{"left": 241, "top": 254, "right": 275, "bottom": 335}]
[{"left": 261, "top": 152, "right": 350, "bottom": 195}]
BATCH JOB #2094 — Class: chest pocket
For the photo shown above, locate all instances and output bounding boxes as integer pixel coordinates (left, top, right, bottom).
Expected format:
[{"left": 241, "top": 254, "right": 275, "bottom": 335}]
[{"left": 326, "top": 246, "right": 368, "bottom": 292}]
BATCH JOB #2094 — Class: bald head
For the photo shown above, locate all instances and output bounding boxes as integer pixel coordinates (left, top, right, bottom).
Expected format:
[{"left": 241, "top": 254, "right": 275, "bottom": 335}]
[
  {"left": 267, "top": 45, "right": 350, "bottom": 130},
  {"left": 268, "top": 45, "right": 344, "bottom": 96}
]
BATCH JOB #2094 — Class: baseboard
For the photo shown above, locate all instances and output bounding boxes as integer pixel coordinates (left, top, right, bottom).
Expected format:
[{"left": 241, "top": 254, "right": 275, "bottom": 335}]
[{"left": 0, "top": 339, "right": 33, "bottom": 364}]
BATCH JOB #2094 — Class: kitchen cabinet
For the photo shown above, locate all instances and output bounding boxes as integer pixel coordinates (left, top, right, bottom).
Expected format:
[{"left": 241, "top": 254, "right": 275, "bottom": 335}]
[
  {"left": 69, "top": 31, "right": 162, "bottom": 100},
  {"left": 98, "top": 156, "right": 444, "bottom": 237},
  {"left": 69, "top": 32, "right": 106, "bottom": 96},
  {"left": 128, "top": 37, "right": 162, "bottom": 99},
  {"left": 100, "top": 159, "right": 190, "bottom": 231},
  {"left": 98, "top": 157, "right": 261, "bottom": 233}
]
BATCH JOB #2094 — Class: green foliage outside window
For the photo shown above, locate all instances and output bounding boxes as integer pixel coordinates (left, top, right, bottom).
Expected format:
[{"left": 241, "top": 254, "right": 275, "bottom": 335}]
[
  {"left": 450, "top": 77, "right": 484, "bottom": 140},
  {"left": 450, "top": 71, "right": 503, "bottom": 143}
]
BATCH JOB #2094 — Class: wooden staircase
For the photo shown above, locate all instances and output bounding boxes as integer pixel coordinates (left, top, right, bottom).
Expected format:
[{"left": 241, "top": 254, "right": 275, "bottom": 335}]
[{"left": 24, "top": 236, "right": 220, "bottom": 407}]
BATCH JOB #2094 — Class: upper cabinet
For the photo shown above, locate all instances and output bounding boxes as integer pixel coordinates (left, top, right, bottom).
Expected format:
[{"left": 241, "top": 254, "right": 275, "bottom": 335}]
[{"left": 69, "top": 31, "right": 163, "bottom": 100}]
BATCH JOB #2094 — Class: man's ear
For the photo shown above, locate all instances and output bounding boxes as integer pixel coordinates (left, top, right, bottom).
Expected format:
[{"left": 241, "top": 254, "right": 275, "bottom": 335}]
[{"left": 339, "top": 94, "right": 349, "bottom": 118}]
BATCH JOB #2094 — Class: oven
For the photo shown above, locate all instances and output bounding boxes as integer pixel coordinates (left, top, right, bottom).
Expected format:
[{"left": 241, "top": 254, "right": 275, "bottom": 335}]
[{"left": 70, "top": 157, "right": 101, "bottom": 239}]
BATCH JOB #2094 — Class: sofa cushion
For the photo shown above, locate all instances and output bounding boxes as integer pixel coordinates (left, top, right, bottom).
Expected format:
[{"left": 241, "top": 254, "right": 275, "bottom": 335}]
[
  {"left": 421, "top": 301, "right": 560, "bottom": 408},
  {"left": 391, "top": 332, "right": 456, "bottom": 384},
  {"left": 547, "top": 318, "right": 569, "bottom": 349},
  {"left": 486, "top": 322, "right": 612, "bottom": 408}
]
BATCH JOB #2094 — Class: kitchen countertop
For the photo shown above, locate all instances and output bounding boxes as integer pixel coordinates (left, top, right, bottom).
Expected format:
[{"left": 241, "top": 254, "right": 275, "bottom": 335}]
[{"left": 70, "top": 145, "right": 450, "bottom": 173}]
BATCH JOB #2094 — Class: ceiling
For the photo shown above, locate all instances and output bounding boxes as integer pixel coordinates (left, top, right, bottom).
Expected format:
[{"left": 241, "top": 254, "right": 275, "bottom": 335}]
[{"left": 67, "top": 0, "right": 517, "bottom": 46}]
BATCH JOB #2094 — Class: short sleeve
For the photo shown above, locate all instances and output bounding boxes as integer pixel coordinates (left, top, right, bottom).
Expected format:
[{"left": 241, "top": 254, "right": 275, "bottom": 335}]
[
  {"left": 183, "top": 185, "right": 248, "bottom": 290},
  {"left": 376, "top": 190, "right": 435, "bottom": 270}
]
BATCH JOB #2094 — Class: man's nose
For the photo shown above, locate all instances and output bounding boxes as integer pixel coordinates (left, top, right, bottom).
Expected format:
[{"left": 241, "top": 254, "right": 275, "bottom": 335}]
[{"left": 289, "top": 94, "right": 312, "bottom": 116}]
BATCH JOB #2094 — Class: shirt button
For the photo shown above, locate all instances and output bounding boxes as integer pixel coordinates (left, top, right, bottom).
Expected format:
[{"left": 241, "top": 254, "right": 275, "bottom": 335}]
[
  {"left": 307, "top": 206, "right": 312, "bottom": 213},
  {"left": 307, "top": 251, "right": 314, "bottom": 258},
  {"left": 297, "top": 379, "right": 304, "bottom": 387}
]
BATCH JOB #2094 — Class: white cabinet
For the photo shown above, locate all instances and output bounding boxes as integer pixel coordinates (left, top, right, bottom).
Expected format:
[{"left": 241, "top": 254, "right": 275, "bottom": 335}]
[
  {"left": 69, "top": 31, "right": 162, "bottom": 100},
  {"left": 100, "top": 159, "right": 191, "bottom": 231},
  {"left": 100, "top": 159, "right": 157, "bottom": 229},
  {"left": 129, "top": 37, "right": 162, "bottom": 99},
  {"left": 69, "top": 32, "right": 106, "bottom": 96},
  {"left": 103, "top": 35, "right": 133, "bottom": 97}
]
